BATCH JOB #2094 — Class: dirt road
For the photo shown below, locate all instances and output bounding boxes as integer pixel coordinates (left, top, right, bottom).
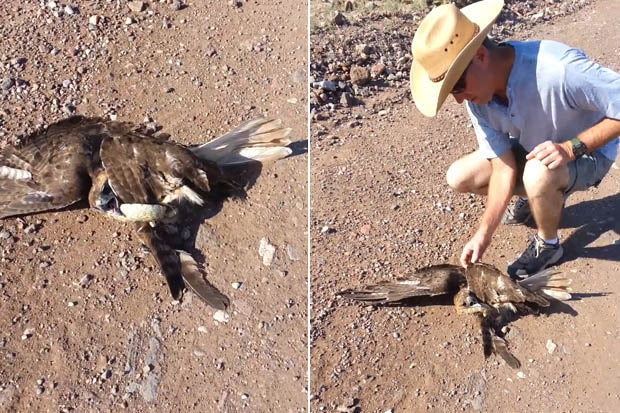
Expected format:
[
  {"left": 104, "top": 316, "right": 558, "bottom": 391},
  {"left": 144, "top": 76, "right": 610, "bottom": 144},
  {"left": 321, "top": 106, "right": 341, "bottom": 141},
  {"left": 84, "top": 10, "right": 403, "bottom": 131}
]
[
  {"left": 0, "top": 1, "right": 307, "bottom": 412},
  {"left": 310, "top": 1, "right": 620, "bottom": 411}
]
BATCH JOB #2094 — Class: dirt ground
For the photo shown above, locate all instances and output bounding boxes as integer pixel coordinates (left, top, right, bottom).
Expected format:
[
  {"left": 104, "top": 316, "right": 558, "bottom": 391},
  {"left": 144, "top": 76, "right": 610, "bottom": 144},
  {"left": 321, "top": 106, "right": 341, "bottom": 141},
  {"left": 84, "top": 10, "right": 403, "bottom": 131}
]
[
  {"left": 310, "top": 1, "right": 620, "bottom": 412},
  {"left": 0, "top": 1, "right": 307, "bottom": 412}
]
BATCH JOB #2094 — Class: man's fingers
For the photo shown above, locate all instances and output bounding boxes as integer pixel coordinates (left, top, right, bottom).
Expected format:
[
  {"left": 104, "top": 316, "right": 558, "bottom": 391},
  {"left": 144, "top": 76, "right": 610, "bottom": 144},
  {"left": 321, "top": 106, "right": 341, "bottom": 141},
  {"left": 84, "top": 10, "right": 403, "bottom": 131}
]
[
  {"left": 460, "top": 248, "right": 472, "bottom": 268},
  {"left": 471, "top": 248, "right": 479, "bottom": 264}
]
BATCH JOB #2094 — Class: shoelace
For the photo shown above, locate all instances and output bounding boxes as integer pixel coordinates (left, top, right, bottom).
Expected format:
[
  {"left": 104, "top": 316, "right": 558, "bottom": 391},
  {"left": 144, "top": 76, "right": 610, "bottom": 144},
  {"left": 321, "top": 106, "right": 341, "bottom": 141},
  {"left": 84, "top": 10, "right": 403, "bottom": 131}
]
[{"left": 516, "top": 235, "right": 542, "bottom": 262}]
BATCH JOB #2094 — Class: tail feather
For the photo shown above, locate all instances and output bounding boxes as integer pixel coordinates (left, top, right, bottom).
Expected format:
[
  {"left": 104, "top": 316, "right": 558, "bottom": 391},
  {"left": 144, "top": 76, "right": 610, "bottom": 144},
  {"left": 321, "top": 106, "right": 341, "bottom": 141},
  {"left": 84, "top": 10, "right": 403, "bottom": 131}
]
[
  {"left": 519, "top": 269, "right": 572, "bottom": 301},
  {"left": 190, "top": 118, "right": 293, "bottom": 166}
]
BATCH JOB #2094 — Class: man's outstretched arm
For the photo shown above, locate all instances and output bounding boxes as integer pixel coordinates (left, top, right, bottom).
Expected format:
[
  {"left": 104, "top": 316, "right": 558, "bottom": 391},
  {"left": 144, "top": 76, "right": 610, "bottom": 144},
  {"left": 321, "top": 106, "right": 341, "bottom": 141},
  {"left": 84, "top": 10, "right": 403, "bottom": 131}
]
[{"left": 460, "top": 150, "right": 518, "bottom": 267}]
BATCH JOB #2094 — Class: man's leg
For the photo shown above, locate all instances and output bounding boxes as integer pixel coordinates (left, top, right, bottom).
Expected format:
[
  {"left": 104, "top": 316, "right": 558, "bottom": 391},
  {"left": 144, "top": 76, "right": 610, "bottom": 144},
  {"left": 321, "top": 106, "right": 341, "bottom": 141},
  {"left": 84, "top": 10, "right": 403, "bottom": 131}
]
[
  {"left": 446, "top": 150, "right": 525, "bottom": 195},
  {"left": 506, "top": 158, "right": 568, "bottom": 278},
  {"left": 522, "top": 158, "right": 569, "bottom": 240}
]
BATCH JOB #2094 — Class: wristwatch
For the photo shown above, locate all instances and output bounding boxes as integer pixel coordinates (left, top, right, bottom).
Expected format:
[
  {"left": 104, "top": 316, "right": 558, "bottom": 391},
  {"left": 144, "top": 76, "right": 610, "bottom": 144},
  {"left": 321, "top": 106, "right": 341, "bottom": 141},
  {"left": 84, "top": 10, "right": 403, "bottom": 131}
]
[{"left": 570, "top": 137, "right": 588, "bottom": 158}]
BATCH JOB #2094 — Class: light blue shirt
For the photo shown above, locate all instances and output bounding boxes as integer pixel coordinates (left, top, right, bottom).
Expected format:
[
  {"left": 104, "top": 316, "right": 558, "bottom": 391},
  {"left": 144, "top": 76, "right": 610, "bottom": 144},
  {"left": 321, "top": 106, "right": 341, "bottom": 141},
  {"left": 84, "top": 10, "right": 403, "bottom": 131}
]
[{"left": 467, "top": 40, "right": 620, "bottom": 161}]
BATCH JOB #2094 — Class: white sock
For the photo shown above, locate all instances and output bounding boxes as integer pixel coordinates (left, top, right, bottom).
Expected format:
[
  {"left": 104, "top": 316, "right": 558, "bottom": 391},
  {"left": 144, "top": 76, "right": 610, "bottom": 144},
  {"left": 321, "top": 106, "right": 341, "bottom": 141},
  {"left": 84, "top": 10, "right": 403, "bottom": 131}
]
[{"left": 542, "top": 236, "right": 558, "bottom": 245}]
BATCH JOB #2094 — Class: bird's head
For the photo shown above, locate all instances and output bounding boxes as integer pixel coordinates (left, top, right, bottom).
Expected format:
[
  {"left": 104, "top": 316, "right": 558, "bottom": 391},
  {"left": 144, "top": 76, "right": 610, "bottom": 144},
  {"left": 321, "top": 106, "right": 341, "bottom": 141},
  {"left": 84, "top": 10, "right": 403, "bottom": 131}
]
[
  {"left": 88, "top": 168, "right": 125, "bottom": 219},
  {"left": 88, "top": 168, "right": 173, "bottom": 222},
  {"left": 454, "top": 288, "right": 485, "bottom": 315}
]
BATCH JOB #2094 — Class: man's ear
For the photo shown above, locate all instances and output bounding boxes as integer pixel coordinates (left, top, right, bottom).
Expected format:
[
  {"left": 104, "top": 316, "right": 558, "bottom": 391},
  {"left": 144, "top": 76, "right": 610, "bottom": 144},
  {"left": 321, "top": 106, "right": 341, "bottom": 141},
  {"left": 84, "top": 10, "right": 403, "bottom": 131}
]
[{"left": 474, "top": 45, "right": 490, "bottom": 68}]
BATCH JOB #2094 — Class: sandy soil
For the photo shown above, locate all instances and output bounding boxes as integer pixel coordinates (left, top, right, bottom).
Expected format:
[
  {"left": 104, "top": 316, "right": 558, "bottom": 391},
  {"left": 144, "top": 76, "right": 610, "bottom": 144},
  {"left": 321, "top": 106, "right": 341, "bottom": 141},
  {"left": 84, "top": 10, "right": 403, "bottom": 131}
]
[
  {"left": 0, "top": 1, "right": 307, "bottom": 412},
  {"left": 310, "top": 1, "right": 620, "bottom": 412}
]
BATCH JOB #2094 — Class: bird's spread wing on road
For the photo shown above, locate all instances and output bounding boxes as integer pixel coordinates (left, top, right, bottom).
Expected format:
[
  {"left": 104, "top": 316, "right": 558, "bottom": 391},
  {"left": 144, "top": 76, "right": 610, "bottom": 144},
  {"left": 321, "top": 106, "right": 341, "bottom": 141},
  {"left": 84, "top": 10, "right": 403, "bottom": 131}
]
[{"left": 338, "top": 264, "right": 466, "bottom": 304}]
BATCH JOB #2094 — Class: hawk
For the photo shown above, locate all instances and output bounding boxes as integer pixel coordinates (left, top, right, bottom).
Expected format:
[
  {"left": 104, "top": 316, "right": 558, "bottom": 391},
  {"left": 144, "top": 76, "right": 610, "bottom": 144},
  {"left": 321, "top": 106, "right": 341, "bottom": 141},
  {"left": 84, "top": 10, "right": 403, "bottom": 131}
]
[
  {"left": 0, "top": 115, "right": 293, "bottom": 310},
  {"left": 339, "top": 263, "right": 572, "bottom": 368}
]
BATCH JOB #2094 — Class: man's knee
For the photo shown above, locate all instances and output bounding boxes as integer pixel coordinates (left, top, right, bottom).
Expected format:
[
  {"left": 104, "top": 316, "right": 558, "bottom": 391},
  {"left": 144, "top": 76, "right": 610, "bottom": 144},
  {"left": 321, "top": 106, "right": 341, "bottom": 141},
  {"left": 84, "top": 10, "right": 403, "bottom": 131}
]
[
  {"left": 446, "top": 162, "right": 468, "bottom": 192},
  {"left": 522, "top": 158, "right": 568, "bottom": 196}
]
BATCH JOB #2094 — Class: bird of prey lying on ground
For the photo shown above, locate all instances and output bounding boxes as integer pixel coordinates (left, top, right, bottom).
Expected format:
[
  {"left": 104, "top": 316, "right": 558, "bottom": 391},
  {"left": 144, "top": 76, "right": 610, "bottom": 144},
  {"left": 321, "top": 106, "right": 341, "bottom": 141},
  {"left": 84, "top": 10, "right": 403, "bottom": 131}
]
[
  {"left": 0, "top": 115, "right": 293, "bottom": 310},
  {"left": 339, "top": 263, "right": 572, "bottom": 368}
]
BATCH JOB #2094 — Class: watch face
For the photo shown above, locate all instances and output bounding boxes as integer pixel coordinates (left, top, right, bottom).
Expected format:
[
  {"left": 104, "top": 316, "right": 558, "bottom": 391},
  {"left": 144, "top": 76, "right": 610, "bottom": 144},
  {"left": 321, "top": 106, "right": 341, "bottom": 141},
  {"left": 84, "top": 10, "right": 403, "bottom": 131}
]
[{"left": 572, "top": 138, "right": 587, "bottom": 157}]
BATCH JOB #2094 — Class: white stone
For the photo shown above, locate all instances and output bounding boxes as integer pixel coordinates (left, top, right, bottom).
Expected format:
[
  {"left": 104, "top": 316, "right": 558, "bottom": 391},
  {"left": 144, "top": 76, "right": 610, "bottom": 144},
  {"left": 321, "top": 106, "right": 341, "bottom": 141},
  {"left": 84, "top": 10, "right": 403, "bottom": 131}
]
[{"left": 213, "top": 310, "right": 230, "bottom": 323}]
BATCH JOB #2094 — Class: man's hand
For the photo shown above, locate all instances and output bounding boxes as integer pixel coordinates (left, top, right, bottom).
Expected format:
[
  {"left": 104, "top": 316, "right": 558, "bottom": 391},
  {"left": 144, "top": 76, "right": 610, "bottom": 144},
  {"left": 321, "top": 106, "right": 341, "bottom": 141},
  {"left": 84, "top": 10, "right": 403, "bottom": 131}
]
[
  {"left": 460, "top": 228, "right": 492, "bottom": 268},
  {"left": 526, "top": 140, "right": 573, "bottom": 169}
]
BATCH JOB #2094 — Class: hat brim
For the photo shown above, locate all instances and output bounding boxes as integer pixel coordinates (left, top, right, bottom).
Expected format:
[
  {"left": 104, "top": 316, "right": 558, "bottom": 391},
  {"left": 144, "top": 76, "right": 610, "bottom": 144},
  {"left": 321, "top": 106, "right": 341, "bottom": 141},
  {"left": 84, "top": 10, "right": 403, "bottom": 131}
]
[{"left": 410, "top": 0, "right": 504, "bottom": 117}]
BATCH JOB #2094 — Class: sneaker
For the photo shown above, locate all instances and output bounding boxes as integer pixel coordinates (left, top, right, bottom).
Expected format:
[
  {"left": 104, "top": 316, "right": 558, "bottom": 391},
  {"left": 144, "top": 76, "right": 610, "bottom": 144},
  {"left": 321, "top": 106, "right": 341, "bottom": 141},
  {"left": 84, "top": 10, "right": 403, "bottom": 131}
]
[
  {"left": 506, "top": 234, "right": 563, "bottom": 279},
  {"left": 501, "top": 197, "right": 531, "bottom": 225}
]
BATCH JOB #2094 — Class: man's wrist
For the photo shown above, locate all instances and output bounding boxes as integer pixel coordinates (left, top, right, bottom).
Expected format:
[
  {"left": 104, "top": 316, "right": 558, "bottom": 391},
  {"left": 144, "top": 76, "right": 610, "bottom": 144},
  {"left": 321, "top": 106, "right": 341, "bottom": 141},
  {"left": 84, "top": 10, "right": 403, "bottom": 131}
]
[{"left": 560, "top": 140, "right": 575, "bottom": 160}]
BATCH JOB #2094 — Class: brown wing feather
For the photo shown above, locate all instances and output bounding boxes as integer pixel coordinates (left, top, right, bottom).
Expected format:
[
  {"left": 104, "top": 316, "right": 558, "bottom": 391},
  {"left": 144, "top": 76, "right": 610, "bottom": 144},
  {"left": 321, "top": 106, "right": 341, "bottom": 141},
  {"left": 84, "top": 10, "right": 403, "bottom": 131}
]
[
  {"left": 136, "top": 223, "right": 185, "bottom": 299},
  {"left": 177, "top": 250, "right": 230, "bottom": 310},
  {"left": 466, "top": 263, "right": 549, "bottom": 309},
  {"left": 136, "top": 223, "right": 229, "bottom": 309},
  {"left": 99, "top": 133, "right": 222, "bottom": 205},
  {"left": 0, "top": 117, "right": 103, "bottom": 219},
  {"left": 339, "top": 264, "right": 466, "bottom": 303}
]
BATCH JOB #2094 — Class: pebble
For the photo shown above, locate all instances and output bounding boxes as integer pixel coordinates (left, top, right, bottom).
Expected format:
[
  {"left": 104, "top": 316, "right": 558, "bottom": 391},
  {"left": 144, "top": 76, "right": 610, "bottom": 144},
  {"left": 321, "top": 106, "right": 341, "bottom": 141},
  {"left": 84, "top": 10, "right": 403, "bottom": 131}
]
[
  {"left": 516, "top": 371, "right": 526, "bottom": 379},
  {"left": 213, "top": 310, "right": 230, "bottom": 323},
  {"left": 127, "top": 1, "right": 146, "bottom": 12},
  {"left": 0, "top": 231, "right": 11, "bottom": 240},
  {"left": 231, "top": 282, "right": 242, "bottom": 289},
  {"left": 79, "top": 274, "right": 93, "bottom": 288},
  {"left": 286, "top": 244, "right": 301, "bottom": 261},
  {"left": 88, "top": 15, "right": 100, "bottom": 25},
  {"left": 258, "top": 237, "right": 276, "bottom": 266},
  {"left": 546, "top": 339, "right": 557, "bottom": 354},
  {"left": 1, "top": 78, "right": 15, "bottom": 91},
  {"left": 21, "top": 328, "right": 34, "bottom": 340}
]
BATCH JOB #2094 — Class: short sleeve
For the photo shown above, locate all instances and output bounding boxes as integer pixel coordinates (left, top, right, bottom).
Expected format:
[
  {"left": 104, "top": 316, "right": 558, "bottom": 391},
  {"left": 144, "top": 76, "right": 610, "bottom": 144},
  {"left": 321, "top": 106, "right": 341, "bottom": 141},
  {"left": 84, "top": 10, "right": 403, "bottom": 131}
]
[
  {"left": 466, "top": 102, "right": 512, "bottom": 159},
  {"left": 562, "top": 49, "right": 620, "bottom": 120}
]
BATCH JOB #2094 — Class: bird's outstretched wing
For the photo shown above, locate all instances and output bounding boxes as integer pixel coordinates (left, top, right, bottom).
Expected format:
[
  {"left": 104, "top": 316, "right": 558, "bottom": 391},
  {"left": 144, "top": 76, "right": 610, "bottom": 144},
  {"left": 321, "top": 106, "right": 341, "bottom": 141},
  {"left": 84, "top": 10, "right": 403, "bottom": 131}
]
[
  {"left": 136, "top": 223, "right": 229, "bottom": 310},
  {"left": 338, "top": 264, "right": 466, "bottom": 304},
  {"left": 0, "top": 118, "right": 102, "bottom": 219}
]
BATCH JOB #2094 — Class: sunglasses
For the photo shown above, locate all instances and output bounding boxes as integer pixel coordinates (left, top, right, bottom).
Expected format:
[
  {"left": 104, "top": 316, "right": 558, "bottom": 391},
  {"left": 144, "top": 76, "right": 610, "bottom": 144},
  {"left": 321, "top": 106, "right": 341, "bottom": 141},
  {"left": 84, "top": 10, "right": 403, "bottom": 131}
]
[{"left": 450, "top": 62, "right": 471, "bottom": 95}]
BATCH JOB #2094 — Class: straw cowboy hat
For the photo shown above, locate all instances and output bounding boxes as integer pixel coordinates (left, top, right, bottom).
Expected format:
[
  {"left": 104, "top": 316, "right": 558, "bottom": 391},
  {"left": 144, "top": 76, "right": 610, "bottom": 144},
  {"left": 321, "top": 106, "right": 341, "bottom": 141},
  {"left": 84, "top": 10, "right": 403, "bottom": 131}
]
[{"left": 410, "top": 0, "right": 504, "bottom": 117}]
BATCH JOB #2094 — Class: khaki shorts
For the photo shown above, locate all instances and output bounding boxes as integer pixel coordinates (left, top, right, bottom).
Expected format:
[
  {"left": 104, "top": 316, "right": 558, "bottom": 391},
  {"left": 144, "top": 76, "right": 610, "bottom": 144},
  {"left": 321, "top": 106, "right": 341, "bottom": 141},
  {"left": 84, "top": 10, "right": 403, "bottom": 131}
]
[{"left": 511, "top": 141, "right": 614, "bottom": 196}]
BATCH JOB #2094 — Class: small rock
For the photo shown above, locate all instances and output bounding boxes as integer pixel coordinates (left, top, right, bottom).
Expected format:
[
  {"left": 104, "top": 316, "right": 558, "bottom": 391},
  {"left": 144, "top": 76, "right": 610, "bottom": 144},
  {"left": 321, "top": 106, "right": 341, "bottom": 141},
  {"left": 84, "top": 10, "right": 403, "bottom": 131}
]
[
  {"left": 333, "top": 12, "right": 348, "bottom": 26},
  {"left": 350, "top": 65, "right": 370, "bottom": 86},
  {"left": 64, "top": 5, "right": 77, "bottom": 15},
  {"left": 258, "top": 237, "right": 276, "bottom": 266},
  {"left": 127, "top": 1, "right": 146, "bottom": 12},
  {"left": 125, "top": 17, "right": 135, "bottom": 25},
  {"left": 340, "top": 92, "right": 356, "bottom": 107},
  {"left": 546, "top": 339, "right": 557, "bottom": 354},
  {"left": 89, "top": 15, "right": 100, "bottom": 25},
  {"left": 1, "top": 78, "right": 15, "bottom": 91},
  {"left": 213, "top": 310, "right": 230, "bottom": 323},
  {"left": 79, "top": 274, "right": 93, "bottom": 288},
  {"left": 516, "top": 371, "right": 526, "bottom": 379},
  {"left": 286, "top": 244, "right": 301, "bottom": 261},
  {"left": 0, "top": 231, "right": 12, "bottom": 240},
  {"left": 21, "top": 328, "right": 34, "bottom": 340},
  {"left": 371, "top": 63, "right": 386, "bottom": 78},
  {"left": 229, "top": 0, "right": 243, "bottom": 7},
  {"left": 231, "top": 282, "right": 242, "bottom": 289}
]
